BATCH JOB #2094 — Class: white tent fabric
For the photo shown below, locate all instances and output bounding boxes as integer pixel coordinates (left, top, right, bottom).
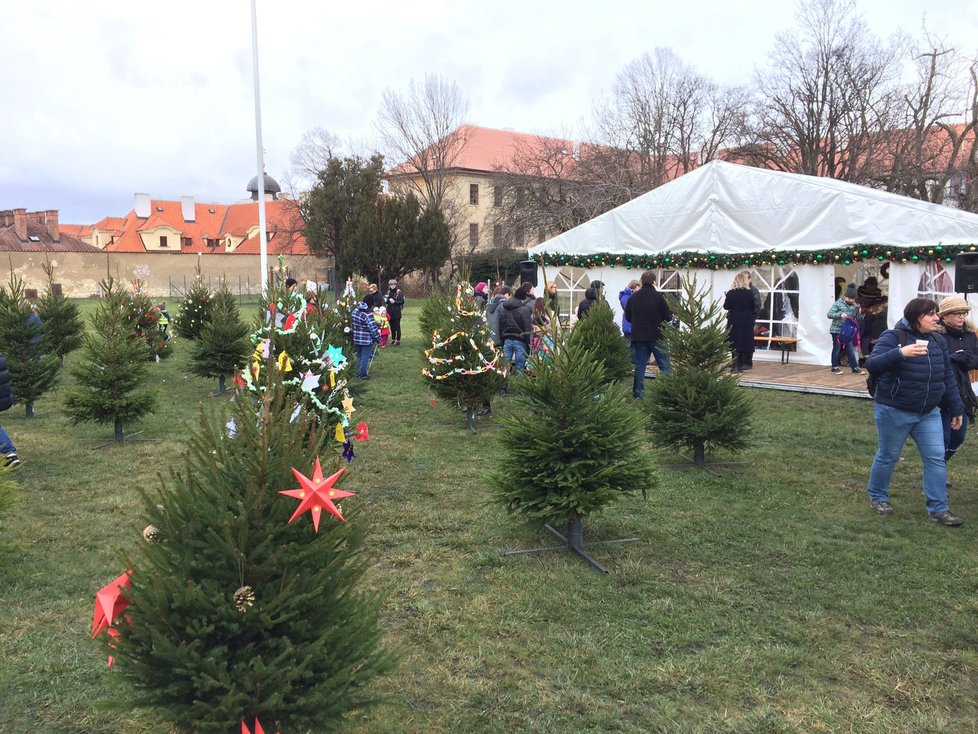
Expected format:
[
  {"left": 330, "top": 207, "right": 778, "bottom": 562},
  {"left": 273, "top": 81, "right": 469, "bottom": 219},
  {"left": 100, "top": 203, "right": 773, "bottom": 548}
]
[
  {"left": 528, "top": 160, "right": 978, "bottom": 366},
  {"left": 529, "top": 160, "right": 978, "bottom": 257}
]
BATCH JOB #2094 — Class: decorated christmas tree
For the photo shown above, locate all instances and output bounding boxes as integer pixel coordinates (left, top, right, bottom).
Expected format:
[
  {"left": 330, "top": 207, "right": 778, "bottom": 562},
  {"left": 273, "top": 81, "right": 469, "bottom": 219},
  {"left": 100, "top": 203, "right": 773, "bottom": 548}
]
[
  {"left": 494, "top": 338, "right": 654, "bottom": 568},
  {"left": 332, "top": 277, "right": 360, "bottom": 348},
  {"left": 566, "top": 298, "right": 632, "bottom": 383},
  {"left": 646, "top": 277, "right": 754, "bottom": 466},
  {"left": 238, "top": 277, "right": 356, "bottom": 443},
  {"left": 174, "top": 263, "right": 213, "bottom": 340},
  {"left": 100, "top": 384, "right": 393, "bottom": 733},
  {"left": 0, "top": 273, "right": 60, "bottom": 417},
  {"left": 422, "top": 285, "right": 506, "bottom": 432},
  {"left": 36, "top": 260, "right": 84, "bottom": 365},
  {"left": 190, "top": 282, "right": 251, "bottom": 394},
  {"left": 63, "top": 276, "right": 158, "bottom": 441},
  {"left": 125, "top": 282, "right": 170, "bottom": 361}
]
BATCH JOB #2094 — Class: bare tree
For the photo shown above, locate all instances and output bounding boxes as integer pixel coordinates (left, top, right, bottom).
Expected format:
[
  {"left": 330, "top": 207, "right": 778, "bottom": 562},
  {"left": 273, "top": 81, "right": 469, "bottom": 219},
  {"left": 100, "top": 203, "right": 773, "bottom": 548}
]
[
  {"left": 881, "top": 39, "right": 978, "bottom": 208},
  {"left": 288, "top": 126, "right": 341, "bottom": 192},
  {"left": 747, "top": 0, "right": 904, "bottom": 182}
]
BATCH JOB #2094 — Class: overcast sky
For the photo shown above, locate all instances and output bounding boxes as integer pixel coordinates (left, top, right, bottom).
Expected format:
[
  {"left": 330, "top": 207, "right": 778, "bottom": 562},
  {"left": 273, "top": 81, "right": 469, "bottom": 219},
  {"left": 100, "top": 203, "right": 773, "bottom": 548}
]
[{"left": 2, "top": 0, "right": 976, "bottom": 225}]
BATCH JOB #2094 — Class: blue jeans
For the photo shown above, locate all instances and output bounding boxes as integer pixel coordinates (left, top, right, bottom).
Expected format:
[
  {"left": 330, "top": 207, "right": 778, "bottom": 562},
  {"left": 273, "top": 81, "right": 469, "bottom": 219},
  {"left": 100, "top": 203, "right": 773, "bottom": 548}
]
[
  {"left": 831, "top": 336, "right": 858, "bottom": 369},
  {"left": 0, "top": 426, "right": 14, "bottom": 455},
  {"left": 503, "top": 339, "right": 528, "bottom": 375},
  {"left": 631, "top": 340, "right": 672, "bottom": 398},
  {"left": 942, "top": 411, "right": 968, "bottom": 456},
  {"left": 867, "top": 404, "right": 949, "bottom": 514},
  {"left": 355, "top": 343, "right": 374, "bottom": 377}
]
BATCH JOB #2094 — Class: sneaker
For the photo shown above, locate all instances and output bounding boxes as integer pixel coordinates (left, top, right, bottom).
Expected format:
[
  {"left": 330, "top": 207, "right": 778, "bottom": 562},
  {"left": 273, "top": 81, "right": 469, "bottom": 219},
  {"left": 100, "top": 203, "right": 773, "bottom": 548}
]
[
  {"left": 831, "top": 367, "right": 843, "bottom": 374},
  {"left": 851, "top": 368, "right": 864, "bottom": 374},
  {"left": 3, "top": 453, "right": 20, "bottom": 469},
  {"left": 476, "top": 407, "right": 491, "bottom": 416},
  {"left": 929, "top": 511, "right": 964, "bottom": 526},
  {"left": 871, "top": 500, "right": 894, "bottom": 515}
]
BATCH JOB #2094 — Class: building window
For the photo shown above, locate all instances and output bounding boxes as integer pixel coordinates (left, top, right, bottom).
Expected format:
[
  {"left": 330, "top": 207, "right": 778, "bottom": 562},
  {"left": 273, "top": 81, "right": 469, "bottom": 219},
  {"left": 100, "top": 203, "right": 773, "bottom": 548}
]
[
  {"left": 516, "top": 187, "right": 526, "bottom": 207},
  {"left": 493, "top": 224, "right": 503, "bottom": 247},
  {"left": 494, "top": 185, "right": 503, "bottom": 206},
  {"left": 537, "top": 229, "right": 546, "bottom": 244},
  {"left": 514, "top": 226, "right": 525, "bottom": 248},
  {"left": 159, "top": 235, "right": 168, "bottom": 248},
  {"left": 469, "top": 223, "right": 479, "bottom": 248},
  {"left": 181, "top": 237, "right": 192, "bottom": 248},
  {"left": 469, "top": 184, "right": 479, "bottom": 205}
]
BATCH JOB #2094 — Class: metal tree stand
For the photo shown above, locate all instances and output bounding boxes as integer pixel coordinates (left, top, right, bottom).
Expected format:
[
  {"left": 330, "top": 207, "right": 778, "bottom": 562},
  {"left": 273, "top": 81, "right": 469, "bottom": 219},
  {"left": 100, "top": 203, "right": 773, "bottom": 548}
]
[{"left": 505, "top": 513, "right": 638, "bottom": 574}]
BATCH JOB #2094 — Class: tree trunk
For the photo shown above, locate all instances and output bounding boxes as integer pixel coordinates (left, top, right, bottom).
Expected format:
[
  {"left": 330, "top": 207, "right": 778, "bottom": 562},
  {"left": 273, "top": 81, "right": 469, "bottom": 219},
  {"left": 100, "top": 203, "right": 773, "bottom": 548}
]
[
  {"left": 115, "top": 418, "right": 125, "bottom": 442},
  {"left": 466, "top": 408, "right": 476, "bottom": 434},
  {"left": 25, "top": 401, "right": 34, "bottom": 419},
  {"left": 218, "top": 375, "right": 226, "bottom": 394},
  {"left": 693, "top": 442, "right": 705, "bottom": 466},
  {"left": 566, "top": 513, "right": 584, "bottom": 550}
]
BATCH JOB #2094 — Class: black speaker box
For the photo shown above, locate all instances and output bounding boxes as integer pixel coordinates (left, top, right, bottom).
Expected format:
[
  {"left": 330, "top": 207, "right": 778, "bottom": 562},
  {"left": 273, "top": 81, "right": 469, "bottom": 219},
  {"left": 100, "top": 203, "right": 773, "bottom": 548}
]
[
  {"left": 955, "top": 252, "right": 978, "bottom": 293},
  {"left": 518, "top": 260, "right": 538, "bottom": 288}
]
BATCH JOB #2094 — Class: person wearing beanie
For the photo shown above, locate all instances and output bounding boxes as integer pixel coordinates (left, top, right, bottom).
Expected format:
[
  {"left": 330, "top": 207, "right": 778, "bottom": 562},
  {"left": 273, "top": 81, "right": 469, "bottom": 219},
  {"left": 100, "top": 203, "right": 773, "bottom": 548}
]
[
  {"left": 284, "top": 277, "right": 298, "bottom": 292},
  {"left": 472, "top": 282, "right": 489, "bottom": 308},
  {"left": 385, "top": 279, "right": 405, "bottom": 345},
  {"left": 857, "top": 277, "right": 883, "bottom": 306},
  {"left": 827, "top": 283, "right": 862, "bottom": 374},
  {"left": 936, "top": 294, "right": 978, "bottom": 466},
  {"left": 498, "top": 286, "right": 533, "bottom": 376}
]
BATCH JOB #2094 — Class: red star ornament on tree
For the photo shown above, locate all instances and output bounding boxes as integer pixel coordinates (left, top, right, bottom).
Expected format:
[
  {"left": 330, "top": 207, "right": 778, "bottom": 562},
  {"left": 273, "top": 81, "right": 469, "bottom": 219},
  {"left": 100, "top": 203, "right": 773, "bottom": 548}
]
[
  {"left": 279, "top": 457, "right": 356, "bottom": 531},
  {"left": 92, "top": 571, "right": 131, "bottom": 638},
  {"left": 241, "top": 717, "right": 266, "bottom": 734}
]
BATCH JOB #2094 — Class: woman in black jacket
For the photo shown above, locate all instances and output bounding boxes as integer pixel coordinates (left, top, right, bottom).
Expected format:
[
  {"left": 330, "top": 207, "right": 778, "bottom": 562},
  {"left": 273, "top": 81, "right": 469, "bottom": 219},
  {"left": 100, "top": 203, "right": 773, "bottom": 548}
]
[
  {"left": 936, "top": 295, "right": 978, "bottom": 463},
  {"left": 723, "top": 271, "right": 757, "bottom": 372}
]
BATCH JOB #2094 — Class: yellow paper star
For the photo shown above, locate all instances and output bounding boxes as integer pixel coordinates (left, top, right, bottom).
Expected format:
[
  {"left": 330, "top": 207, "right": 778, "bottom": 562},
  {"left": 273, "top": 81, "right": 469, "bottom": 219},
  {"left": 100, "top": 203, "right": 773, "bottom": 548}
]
[{"left": 341, "top": 397, "right": 355, "bottom": 415}]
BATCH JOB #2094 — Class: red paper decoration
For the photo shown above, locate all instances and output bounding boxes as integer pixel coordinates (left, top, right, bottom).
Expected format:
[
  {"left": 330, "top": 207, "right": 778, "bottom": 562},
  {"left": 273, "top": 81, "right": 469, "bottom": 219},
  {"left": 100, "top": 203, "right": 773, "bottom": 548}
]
[{"left": 280, "top": 457, "right": 356, "bottom": 531}]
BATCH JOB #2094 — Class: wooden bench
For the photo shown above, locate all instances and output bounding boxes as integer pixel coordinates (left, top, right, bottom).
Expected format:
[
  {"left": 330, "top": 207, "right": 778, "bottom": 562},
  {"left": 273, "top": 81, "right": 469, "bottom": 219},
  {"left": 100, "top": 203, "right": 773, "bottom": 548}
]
[{"left": 754, "top": 336, "right": 800, "bottom": 364}]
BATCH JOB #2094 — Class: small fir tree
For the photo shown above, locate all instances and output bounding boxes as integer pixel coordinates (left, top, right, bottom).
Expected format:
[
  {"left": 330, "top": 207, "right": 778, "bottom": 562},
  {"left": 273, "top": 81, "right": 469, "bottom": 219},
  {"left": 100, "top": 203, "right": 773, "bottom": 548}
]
[
  {"left": 332, "top": 277, "right": 360, "bottom": 348},
  {"left": 422, "top": 285, "right": 506, "bottom": 432},
  {"left": 566, "top": 298, "right": 632, "bottom": 383},
  {"left": 646, "top": 276, "right": 754, "bottom": 466},
  {"left": 239, "top": 278, "right": 355, "bottom": 438},
  {"left": 174, "top": 264, "right": 213, "bottom": 340},
  {"left": 190, "top": 283, "right": 251, "bottom": 393},
  {"left": 0, "top": 273, "right": 60, "bottom": 417},
  {"left": 63, "top": 276, "right": 158, "bottom": 441},
  {"left": 36, "top": 260, "right": 84, "bottom": 365},
  {"left": 125, "top": 283, "right": 169, "bottom": 361},
  {"left": 417, "top": 287, "right": 455, "bottom": 340},
  {"left": 107, "top": 386, "right": 393, "bottom": 733},
  {"left": 494, "top": 339, "right": 654, "bottom": 545}
]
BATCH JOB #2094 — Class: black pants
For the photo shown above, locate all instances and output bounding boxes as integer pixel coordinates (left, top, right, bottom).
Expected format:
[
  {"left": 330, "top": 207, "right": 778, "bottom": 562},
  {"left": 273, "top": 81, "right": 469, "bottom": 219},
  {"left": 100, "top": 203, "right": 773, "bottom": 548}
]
[{"left": 389, "top": 317, "right": 402, "bottom": 343}]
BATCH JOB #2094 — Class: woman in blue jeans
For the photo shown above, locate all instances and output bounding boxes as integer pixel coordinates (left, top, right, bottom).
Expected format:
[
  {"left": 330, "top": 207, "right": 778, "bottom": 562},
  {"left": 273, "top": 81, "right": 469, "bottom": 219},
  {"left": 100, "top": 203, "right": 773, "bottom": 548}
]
[{"left": 866, "top": 297, "right": 965, "bottom": 526}]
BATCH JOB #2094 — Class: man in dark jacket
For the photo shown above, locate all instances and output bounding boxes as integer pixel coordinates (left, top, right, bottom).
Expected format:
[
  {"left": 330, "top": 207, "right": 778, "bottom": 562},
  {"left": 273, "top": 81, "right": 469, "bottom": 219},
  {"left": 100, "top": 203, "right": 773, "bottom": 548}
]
[
  {"left": 498, "top": 287, "right": 533, "bottom": 375},
  {"left": 624, "top": 271, "right": 674, "bottom": 398},
  {"left": 384, "top": 279, "right": 405, "bottom": 345},
  {"left": 0, "top": 353, "right": 18, "bottom": 467}
]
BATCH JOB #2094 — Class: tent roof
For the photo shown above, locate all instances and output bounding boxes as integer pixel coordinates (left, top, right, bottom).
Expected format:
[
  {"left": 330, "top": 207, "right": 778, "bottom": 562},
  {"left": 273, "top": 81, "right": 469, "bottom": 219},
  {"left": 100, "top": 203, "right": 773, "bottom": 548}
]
[{"left": 529, "top": 160, "right": 978, "bottom": 258}]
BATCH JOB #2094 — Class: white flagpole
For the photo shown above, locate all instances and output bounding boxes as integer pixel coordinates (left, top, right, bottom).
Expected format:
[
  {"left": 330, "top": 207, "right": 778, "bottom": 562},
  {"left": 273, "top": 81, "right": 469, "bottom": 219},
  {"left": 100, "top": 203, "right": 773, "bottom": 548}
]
[{"left": 250, "top": 0, "right": 269, "bottom": 295}]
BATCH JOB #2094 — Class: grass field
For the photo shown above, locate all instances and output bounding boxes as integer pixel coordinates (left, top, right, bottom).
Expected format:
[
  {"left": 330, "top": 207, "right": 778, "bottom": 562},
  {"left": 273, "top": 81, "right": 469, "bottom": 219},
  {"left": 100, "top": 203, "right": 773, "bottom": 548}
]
[{"left": 1, "top": 301, "right": 977, "bottom": 733}]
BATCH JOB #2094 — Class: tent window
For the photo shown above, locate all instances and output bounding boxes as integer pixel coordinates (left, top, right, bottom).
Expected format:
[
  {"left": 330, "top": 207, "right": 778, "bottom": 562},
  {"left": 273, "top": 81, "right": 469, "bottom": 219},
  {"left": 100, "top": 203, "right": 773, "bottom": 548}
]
[
  {"left": 550, "top": 267, "right": 590, "bottom": 322},
  {"left": 917, "top": 262, "right": 954, "bottom": 302},
  {"left": 752, "top": 266, "right": 800, "bottom": 339}
]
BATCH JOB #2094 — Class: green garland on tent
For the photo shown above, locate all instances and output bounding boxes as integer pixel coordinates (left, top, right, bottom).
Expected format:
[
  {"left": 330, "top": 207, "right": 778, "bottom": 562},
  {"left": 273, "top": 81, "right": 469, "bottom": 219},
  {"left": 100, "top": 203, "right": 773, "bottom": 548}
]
[{"left": 532, "top": 243, "right": 978, "bottom": 271}]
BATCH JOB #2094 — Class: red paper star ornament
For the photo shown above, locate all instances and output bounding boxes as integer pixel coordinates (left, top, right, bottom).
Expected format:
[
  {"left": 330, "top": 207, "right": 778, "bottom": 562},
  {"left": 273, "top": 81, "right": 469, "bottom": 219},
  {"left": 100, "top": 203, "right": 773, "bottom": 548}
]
[
  {"left": 241, "top": 718, "right": 266, "bottom": 734},
  {"left": 280, "top": 457, "right": 355, "bottom": 531},
  {"left": 92, "top": 571, "right": 131, "bottom": 638}
]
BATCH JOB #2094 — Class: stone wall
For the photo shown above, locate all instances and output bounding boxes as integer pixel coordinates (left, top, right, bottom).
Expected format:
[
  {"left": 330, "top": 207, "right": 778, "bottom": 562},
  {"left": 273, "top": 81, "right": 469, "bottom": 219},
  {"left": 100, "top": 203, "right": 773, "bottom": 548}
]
[{"left": 4, "top": 252, "right": 333, "bottom": 298}]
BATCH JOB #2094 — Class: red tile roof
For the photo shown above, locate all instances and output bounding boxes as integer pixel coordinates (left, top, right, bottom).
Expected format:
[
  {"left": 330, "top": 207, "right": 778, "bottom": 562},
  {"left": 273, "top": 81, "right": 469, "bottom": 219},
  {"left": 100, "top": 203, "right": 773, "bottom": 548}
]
[
  {"left": 0, "top": 210, "right": 101, "bottom": 252},
  {"left": 100, "top": 198, "right": 310, "bottom": 255}
]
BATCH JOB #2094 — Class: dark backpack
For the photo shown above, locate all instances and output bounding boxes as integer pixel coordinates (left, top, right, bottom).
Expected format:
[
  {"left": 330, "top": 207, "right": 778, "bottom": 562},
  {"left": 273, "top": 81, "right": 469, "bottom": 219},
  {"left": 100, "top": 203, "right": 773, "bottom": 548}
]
[
  {"left": 866, "top": 328, "right": 909, "bottom": 397},
  {"left": 836, "top": 316, "right": 860, "bottom": 349}
]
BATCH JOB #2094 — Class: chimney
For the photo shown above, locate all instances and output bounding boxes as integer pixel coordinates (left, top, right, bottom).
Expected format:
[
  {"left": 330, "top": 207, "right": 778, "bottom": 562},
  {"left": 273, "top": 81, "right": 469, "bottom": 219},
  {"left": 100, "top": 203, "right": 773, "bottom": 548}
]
[
  {"left": 134, "top": 193, "right": 151, "bottom": 219},
  {"left": 12, "top": 208, "right": 27, "bottom": 241},
  {"left": 44, "top": 210, "right": 59, "bottom": 242},
  {"left": 181, "top": 196, "right": 195, "bottom": 222}
]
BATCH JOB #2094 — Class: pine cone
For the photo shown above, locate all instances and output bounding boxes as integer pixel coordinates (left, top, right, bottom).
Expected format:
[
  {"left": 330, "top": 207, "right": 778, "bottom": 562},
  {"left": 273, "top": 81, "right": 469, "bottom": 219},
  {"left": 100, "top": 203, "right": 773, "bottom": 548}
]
[
  {"left": 142, "top": 525, "right": 162, "bottom": 542},
  {"left": 233, "top": 585, "right": 255, "bottom": 613}
]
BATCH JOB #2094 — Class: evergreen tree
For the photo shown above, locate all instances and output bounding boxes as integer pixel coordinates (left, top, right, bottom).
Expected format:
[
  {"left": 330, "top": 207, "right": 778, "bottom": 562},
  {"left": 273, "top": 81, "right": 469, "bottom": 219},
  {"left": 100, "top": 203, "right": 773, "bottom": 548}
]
[
  {"left": 0, "top": 273, "right": 59, "bottom": 418},
  {"left": 646, "top": 277, "right": 754, "bottom": 466},
  {"left": 190, "top": 283, "right": 251, "bottom": 394},
  {"left": 493, "top": 338, "right": 654, "bottom": 544},
  {"left": 125, "top": 284, "right": 170, "bottom": 361},
  {"left": 36, "top": 260, "right": 84, "bottom": 365},
  {"left": 417, "top": 287, "right": 455, "bottom": 340},
  {"left": 331, "top": 278, "right": 360, "bottom": 349},
  {"left": 239, "top": 278, "right": 355, "bottom": 438},
  {"left": 422, "top": 285, "right": 507, "bottom": 432},
  {"left": 175, "top": 264, "right": 213, "bottom": 340},
  {"left": 63, "top": 276, "right": 158, "bottom": 441},
  {"left": 108, "top": 386, "right": 393, "bottom": 733},
  {"left": 566, "top": 298, "right": 632, "bottom": 383}
]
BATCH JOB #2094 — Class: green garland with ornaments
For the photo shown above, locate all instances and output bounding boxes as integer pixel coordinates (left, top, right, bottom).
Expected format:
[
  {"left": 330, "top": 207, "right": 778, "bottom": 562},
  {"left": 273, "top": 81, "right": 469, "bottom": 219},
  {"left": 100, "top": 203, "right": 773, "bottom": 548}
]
[{"left": 532, "top": 243, "right": 978, "bottom": 271}]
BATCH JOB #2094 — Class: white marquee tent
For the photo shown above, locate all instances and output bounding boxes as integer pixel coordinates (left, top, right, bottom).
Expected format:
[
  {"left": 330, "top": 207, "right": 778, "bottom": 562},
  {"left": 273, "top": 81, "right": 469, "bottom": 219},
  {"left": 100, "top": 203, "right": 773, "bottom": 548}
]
[{"left": 528, "top": 160, "right": 978, "bottom": 366}]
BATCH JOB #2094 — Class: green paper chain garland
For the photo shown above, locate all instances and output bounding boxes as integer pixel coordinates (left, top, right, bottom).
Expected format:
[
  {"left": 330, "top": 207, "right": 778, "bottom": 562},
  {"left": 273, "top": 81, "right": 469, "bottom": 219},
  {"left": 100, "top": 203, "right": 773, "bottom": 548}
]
[{"left": 532, "top": 243, "right": 978, "bottom": 271}]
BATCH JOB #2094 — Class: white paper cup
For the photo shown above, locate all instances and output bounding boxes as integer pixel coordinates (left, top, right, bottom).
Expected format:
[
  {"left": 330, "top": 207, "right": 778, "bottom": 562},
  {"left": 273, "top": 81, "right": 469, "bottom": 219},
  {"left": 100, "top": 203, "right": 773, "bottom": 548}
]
[{"left": 916, "top": 339, "right": 929, "bottom": 347}]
